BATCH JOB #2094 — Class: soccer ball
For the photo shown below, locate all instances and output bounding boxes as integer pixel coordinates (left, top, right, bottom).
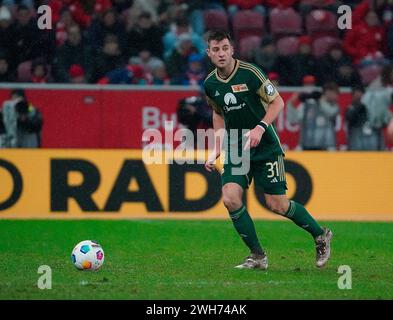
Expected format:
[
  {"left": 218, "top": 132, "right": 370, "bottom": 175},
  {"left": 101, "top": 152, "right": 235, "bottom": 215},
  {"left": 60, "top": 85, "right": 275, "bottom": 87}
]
[{"left": 71, "top": 240, "right": 105, "bottom": 271}]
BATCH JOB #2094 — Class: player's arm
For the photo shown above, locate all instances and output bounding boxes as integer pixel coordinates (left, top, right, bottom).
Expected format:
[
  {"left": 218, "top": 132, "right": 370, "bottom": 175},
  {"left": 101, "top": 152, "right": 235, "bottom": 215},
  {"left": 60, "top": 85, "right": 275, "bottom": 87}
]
[
  {"left": 245, "top": 80, "right": 284, "bottom": 149},
  {"left": 205, "top": 96, "right": 225, "bottom": 172}
]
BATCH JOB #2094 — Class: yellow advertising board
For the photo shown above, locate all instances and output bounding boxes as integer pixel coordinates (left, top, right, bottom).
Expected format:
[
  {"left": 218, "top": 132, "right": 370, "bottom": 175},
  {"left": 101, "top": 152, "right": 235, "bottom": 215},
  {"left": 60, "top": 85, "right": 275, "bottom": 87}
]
[{"left": 0, "top": 150, "right": 392, "bottom": 220}]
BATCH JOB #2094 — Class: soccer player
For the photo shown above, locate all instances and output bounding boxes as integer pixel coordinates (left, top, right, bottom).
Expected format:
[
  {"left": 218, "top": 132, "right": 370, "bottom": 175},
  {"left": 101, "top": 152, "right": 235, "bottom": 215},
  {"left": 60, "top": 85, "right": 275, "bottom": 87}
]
[{"left": 203, "top": 30, "right": 333, "bottom": 270}]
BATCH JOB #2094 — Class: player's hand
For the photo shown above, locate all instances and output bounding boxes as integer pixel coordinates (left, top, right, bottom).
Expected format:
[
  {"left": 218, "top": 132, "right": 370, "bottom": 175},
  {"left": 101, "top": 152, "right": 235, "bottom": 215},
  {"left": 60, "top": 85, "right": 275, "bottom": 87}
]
[
  {"left": 244, "top": 126, "right": 265, "bottom": 150},
  {"left": 205, "top": 152, "right": 220, "bottom": 172}
]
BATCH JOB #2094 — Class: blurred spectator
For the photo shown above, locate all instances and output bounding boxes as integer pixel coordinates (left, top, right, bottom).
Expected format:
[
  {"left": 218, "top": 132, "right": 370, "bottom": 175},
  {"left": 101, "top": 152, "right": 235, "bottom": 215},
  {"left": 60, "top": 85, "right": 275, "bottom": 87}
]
[
  {"left": 358, "top": 65, "right": 393, "bottom": 149},
  {"left": 280, "top": 35, "right": 318, "bottom": 86},
  {"left": 11, "top": 5, "right": 41, "bottom": 66},
  {"left": 163, "top": 17, "right": 205, "bottom": 59},
  {"left": 352, "top": 0, "right": 393, "bottom": 27},
  {"left": 100, "top": 65, "right": 134, "bottom": 84},
  {"left": 317, "top": 43, "right": 352, "bottom": 85},
  {"left": 166, "top": 33, "right": 199, "bottom": 84},
  {"left": 111, "top": 0, "right": 134, "bottom": 14},
  {"left": 388, "top": 22, "right": 393, "bottom": 60},
  {"left": 1, "top": 0, "right": 34, "bottom": 9},
  {"left": 335, "top": 61, "right": 363, "bottom": 87},
  {"left": 287, "top": 82, "right": 339, "bottom": 150},
  {"left": 186, "top": 0, "right": 226, "bottom": 36},
  {"left": 88, "top": 8, "right": 126, "bottom": 54},
  {"left": 345, "top": 85, "right": 388, "bottom": 150},
  {"left": 156, "top": 0, "right": 191, "bottom": 31},
  {"left": 97, "top": 59, "right": 146, "bottom": 85},
  {"left": 0, "top": 52, "right": 15, "bottom": 82},
  {"left": 49, "top": 0, "right": 92, "bottom": 29},
  {"left": 343, "top": 10, "right": 387, "bottom": 65},
  {"left": 0, "top": 6, "right": 15, "bottom": 70},
  {"left": 30, "top": 58, "right": 50, "bottom": 83},
  {"left": 68, "top": 64, "right": 87, "bottom": 84},
  {"left": 94, "top": 0, "right": 114, "bottom": 15},
  {"left": 129, "top": 47, "right": 164, "bottom": 81},
  {"left": 182, "top": 53, "right": 206, "bottom": 86},
  {"left": 252, "top": 36, "right": 279, "bottom": 75},
  {"left": 1, "top": 89, "right": 43, "bottom": 148},
  {"left": 227, "top": 0, "right": 266, "bottom": 18},
  {"left": 126, "top": 11, "right": 164, "bottom": 58},
  {"left": 90, "top": 34, "right": 126, "bottom": 83},
  {"left": 150, "top": 63, "right": 171, "bottom": 85},
  {"left": 369, "top": 63, "right": 393, "bottom": 88},
  {"left": 54, "top": 24, "right": 91, "bottom": 83},
  {"left": 54, "top": 8, "right": 77, "bottom": 47}
]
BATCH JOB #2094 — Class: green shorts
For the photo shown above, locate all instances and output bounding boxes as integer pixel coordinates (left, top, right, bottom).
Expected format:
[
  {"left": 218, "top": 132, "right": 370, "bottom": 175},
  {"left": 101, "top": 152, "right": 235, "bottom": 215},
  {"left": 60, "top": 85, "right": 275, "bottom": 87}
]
[{"left": 221, "top": 154, "right": 287, "bottom": 195}]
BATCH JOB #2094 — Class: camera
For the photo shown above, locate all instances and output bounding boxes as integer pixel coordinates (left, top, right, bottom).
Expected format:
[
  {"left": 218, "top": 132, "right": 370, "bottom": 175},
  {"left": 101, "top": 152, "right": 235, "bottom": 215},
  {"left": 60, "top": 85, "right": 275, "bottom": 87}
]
[{"left": 298, "top": 91, "right": 322, "bottom": 102}]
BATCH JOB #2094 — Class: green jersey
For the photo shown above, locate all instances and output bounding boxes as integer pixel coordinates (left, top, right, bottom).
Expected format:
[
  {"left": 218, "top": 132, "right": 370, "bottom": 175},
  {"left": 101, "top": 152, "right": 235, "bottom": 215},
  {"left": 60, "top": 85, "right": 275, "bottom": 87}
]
[{"left": 203, "top": 59, "right": 284, "bottom": 160}]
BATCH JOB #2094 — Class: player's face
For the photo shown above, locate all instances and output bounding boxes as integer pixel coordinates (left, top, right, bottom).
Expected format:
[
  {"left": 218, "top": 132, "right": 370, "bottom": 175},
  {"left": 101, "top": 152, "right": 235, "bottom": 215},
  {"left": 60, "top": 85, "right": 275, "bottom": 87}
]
[{"left": 207, "top": 39, "right": 234, "bottom": 69}]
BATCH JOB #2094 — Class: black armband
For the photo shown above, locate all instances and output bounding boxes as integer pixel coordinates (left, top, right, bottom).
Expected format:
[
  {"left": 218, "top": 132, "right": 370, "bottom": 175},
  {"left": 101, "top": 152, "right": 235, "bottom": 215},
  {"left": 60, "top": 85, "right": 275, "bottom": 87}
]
[{"left": 257, "top": 121, "right": 269, "bottom": 131}]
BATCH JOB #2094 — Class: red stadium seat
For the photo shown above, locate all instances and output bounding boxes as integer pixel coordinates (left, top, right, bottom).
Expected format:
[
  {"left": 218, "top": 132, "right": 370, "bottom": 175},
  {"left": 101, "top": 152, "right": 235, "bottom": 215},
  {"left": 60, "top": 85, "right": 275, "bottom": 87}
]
[
  {"left": 306, "top": 9, "right": 338, "bottom": 38},
  {"left": 276, "top": 36, "right": 299, "bottom": 56},
  {"left": 312, "top": 36, "right": 341, "bottom": 57},
  {"left": 204, "top": 9, "right": 229, "bottom": 31},
  {"left": 232, "top": 10, "right": 265, "bottom": 42},
  {"left": 269, "top": 8, "right": 302, "bottom": 37},
  {"left": 17, "top": 60, "right": 32, "bottom": 82},
  {"left": 239, "top": 35, "right": 262, "bottom": 60},
  {"left": 359, "top": 64, "right": 383, "bottom": 85}
]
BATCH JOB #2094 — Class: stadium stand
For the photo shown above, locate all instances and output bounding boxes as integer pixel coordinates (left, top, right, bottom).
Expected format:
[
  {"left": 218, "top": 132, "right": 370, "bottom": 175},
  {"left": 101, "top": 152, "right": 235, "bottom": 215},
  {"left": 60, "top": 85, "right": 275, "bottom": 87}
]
[
  {"left": 312, "top": 36, "right": 341, "bottom": 58},
  {"left": 305, "top": 9, "right": 338, "bottom": 38},
  {"left": 0, "top": 0, "right": 390, "bottom": 86},
  {"left": 232, "top": 9, "right": 265, "bottom": 42},
  {"left": 203, "top": 9, "right": 229, "bottom": 32},
  {"left": 269, "top": 7, "right": 302, "bottom": 38},
  {"left": 276, "top": 36, "right": 300, "bottom": 56},
  {"left": 239, "top": 35, "right": 262, "bottom": 60}
]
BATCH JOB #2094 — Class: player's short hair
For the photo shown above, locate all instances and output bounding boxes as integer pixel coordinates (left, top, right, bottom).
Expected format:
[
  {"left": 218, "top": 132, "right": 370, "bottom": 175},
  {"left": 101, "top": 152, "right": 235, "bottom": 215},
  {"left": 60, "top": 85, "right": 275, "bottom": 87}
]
[{"left": 206, "top": 30, "right": 233, "bottom": 46}]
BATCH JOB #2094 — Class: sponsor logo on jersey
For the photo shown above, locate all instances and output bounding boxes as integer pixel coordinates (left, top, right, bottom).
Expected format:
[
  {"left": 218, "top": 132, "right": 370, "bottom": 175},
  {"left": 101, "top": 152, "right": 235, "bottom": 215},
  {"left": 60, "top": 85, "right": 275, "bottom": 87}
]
[
  {"left": 223, "top": 92, "right": 245, "bottom": 113},
  {"left": 215, "top": 90, "right": 220, "bottom": 96},
  {"left": 231, "top": 84, "right": 249, "bottom": 93},
  {"left": 224, "top": 93, "right": 237, "bottom": 105}
]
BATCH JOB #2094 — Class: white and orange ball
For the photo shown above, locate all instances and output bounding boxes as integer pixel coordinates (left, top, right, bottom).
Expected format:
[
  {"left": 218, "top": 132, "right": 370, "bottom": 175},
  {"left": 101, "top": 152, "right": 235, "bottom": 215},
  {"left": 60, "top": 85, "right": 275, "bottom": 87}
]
[{"left": 71, "top": 240, "right": 105, "bottom": 271}]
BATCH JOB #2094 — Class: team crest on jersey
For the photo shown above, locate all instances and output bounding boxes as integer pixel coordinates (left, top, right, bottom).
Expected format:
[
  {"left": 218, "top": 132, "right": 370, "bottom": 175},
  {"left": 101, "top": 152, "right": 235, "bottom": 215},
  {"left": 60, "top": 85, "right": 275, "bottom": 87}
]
[
  {"left": 231, "top": 84, "right": 249, "bottom": 93},
  {"left": 264, "top": 83, "right": 275, "bottom": 96}
]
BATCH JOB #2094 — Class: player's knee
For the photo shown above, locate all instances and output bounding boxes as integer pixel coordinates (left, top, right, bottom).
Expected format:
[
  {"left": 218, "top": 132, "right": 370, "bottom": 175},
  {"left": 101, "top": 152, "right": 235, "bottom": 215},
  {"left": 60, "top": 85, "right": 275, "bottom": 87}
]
[
  {"left": 266, "top": 198, "right": 288, "bottom": 216},
  {"left": 222, "top": 184, "right": 243, "bottom": 212},
  {"left": 223, "top": 196, "right": 243, "bottom": 212}
]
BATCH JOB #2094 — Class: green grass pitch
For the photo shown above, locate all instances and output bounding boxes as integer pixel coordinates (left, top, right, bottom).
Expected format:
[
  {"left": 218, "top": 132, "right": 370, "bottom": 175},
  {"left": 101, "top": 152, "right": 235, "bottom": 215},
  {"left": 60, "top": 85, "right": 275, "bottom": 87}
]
[{"left": 0, "top": 219, "right": 392, "bottom": 300}]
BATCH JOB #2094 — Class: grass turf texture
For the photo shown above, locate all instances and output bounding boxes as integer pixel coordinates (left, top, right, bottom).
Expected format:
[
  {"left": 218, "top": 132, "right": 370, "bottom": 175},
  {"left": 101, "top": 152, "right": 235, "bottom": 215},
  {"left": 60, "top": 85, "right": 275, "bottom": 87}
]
[{"left": 0, "top": 220, "right": 392, "bottom": 300}]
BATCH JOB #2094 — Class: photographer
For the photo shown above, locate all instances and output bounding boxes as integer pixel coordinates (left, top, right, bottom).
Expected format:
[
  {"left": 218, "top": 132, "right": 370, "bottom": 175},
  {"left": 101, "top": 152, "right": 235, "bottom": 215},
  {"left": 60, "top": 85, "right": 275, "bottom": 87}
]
[
  {"left": 177, "top": 94, "right": 212, "bottom": 148},
  {"left": 287, "top": 82, "right": 340, "bottom": 150},
  {"left": 345, "top": 85, "right": 389, "bottom": 150},
  {"left": 1, "top": 89, "right": 43, "bottom": 148}
]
